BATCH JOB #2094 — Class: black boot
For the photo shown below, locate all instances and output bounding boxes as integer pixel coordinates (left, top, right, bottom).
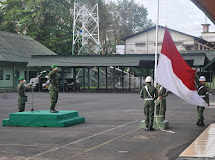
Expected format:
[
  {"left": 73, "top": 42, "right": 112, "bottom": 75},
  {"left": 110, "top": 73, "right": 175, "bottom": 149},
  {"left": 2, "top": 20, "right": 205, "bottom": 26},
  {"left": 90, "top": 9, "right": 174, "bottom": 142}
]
[
  {"left": 196, "top": 120, "right": 201, "bottom": 126},
  {"left": 50, "top": 109, "right": 59, "bottom": 113},
  {"left": 149, "top": 126, "right": 155, "bottom": 131},
  {"left": 145, "top": 126, "right": 149, "bottom": 131},
  {"left": 198, "top": 120, "right": 204, "bottom": 126}
]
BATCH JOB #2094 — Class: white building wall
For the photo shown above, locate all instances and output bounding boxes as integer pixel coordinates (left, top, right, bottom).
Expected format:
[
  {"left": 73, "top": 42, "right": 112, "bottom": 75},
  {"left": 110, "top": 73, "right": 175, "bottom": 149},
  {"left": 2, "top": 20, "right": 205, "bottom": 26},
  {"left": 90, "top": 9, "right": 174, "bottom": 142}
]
[
  {"left": 116, "top": 45, "right": 125, "bottom": 54},
  {"left": 125, "top": 27, "right": 195, "bottom": 54},
  {"left": 201, "top": 32, "right": 215, "bottom": 43}
]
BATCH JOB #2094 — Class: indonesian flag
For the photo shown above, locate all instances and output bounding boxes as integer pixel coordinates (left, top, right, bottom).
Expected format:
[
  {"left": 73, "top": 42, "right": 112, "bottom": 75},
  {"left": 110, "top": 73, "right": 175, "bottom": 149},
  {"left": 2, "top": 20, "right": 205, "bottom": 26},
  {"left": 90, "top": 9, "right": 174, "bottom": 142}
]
[{"left": 155, "top": 27, "right": 207, "bottom": 107}]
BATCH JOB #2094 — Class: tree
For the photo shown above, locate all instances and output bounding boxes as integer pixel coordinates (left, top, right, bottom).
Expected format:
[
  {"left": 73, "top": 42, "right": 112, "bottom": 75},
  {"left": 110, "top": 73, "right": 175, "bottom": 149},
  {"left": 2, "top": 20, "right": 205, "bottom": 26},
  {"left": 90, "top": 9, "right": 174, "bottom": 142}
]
[
  {"left": 101, "top": 0, "right": 153, "bottom": 54},
  {"left": 0, "top": 0, "right": 152, "bottom": 55},
  {"left": 0, "top": 2, "right": 17, "bottom": 33},
  {"left": 116, "top": 0, "right": 153, "bottom": 40},
  {"left": 0, "top": 0, "right": 74, "bottom": 55}
]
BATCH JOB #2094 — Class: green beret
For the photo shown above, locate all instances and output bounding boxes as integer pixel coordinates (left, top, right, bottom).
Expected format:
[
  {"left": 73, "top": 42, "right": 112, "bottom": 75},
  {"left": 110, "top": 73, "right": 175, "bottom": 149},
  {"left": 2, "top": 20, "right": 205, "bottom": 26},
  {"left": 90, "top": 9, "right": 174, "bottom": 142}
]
[
  {"left": 19, "top": 77, "right": 24, "bottom": 81},
  {"left": 51, "top": 64, "right": 58, "bottom": 69}
]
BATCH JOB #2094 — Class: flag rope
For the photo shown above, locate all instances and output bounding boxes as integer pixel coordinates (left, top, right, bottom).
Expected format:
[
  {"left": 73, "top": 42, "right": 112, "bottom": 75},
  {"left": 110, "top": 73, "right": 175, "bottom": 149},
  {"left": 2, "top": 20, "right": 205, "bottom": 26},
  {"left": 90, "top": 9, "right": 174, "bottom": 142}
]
[{"left": 154, "top": 99, "right": 175, "bottom": 134}]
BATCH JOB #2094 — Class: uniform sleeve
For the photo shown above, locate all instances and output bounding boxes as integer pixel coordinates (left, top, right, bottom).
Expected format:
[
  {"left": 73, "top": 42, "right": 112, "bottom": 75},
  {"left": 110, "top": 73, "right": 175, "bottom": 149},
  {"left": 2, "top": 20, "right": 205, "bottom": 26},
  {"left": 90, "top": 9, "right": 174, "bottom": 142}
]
[
  {"left": 205, "top": 87, "right": 209, "bottom": 104},
  {"left": 161, "top": 88, "right": 169, "bottom": 98},
  {"left": 18, "top": 83, "right": 25, "bottom": 97},
  {"left": 195, "top": 76, "right": 200, "bottom": 89},
  {"left": 48, "top": 70, "right": 54, "bottom": 79},
  {"left": 17, "top": 84, "right": 21, "bottom": 95},
  {"left": 140, "top": 87, "right": 144, "bottom": 99},
  {"left": 154, "top": 88, "right": 158, "bottom": 100}
]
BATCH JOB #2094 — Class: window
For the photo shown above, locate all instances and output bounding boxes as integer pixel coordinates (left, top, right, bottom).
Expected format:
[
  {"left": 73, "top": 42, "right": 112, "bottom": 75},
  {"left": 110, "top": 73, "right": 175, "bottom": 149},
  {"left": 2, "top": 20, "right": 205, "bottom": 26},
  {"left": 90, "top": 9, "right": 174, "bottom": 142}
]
[
  {"left": 5, "top": 75, "right": 10, "bottom": 80},
  {"left": 0, "top": 70, "right": 3, "bottom": 80},
  {"left": 186, "top": 46, "right": 192, "bottom": 50},
  {"left": 135, "top": 43, "right": 146, "bottom": 47}
]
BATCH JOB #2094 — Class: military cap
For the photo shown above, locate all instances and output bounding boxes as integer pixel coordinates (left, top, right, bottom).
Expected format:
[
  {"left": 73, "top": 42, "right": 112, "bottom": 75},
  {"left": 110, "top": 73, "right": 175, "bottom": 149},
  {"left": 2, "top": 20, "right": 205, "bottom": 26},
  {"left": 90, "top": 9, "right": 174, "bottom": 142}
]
[
  {"left": 51, "top": 64, "right": 58, "bottom": 69},
  {"left": 18, "top": 77, "right": 25, "bottom": 81}
]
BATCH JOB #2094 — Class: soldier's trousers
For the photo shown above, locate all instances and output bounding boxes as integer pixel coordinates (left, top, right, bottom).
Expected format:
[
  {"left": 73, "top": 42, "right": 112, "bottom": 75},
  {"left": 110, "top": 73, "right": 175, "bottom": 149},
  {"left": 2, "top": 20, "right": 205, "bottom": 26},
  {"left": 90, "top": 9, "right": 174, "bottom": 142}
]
[
  {"left": 18, "top": 96, "right": 26, "bottom": 112},
  {"left": 197, "top": 106, "right": 205, "bottom": 121},
  {"left": 49, "top": 84, "right": 58, "bottom": 110},
  {"left": 156, "top": 99, "right": 166, "bottom": 119},
  {"left": 144, "top": 100, "right": 155, "bottom": 127}
]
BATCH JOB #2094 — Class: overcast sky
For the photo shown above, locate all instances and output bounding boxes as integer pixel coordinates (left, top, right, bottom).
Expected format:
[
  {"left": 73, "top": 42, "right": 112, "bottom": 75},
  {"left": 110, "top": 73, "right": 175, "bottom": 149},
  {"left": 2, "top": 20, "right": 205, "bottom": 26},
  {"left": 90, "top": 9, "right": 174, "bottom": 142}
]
[{"left": 134, "top": 0, "right": 215, "bottom": 37}]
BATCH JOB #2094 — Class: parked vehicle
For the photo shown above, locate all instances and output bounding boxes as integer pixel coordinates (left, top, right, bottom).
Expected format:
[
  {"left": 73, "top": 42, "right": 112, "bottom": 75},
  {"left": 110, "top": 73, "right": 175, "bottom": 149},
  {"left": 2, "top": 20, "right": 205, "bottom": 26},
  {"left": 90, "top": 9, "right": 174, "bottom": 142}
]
[
  {"left": 42, "top": 79, "right": 69, "bottom": 92},
  {"left": 26, "top": 77, "right": 48, "bottom": 92},
  {"left": 67, "top": 78, "right": 81, "bottom": 91}
]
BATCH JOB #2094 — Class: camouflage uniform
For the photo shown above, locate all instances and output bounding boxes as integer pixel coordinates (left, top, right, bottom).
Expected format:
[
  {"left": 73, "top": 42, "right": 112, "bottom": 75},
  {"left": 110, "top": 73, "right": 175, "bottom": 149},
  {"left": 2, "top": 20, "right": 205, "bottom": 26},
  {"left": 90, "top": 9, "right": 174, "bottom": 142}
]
[
  {"left": 195, "top": 77, "right": 209, "bottom": 122},
  {"left": 156, "top": 86, "right": 169, "bottom": 119},
  {"left": 48, "top": 70, "right": 59, "bottom": 111},
  {"left": 17, "top": 81, "right": 26, "bottom": 112},
  {"left": 140, "top": 84, "right": 158, "bottom": 128}
]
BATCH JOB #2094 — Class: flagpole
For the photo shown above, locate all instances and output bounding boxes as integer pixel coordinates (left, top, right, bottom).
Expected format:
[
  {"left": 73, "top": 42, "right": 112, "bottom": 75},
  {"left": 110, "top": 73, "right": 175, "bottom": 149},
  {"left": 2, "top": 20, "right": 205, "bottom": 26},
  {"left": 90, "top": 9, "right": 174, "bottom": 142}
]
[{"left": 154, "top": 0, "right": 159, "bottom": 87}]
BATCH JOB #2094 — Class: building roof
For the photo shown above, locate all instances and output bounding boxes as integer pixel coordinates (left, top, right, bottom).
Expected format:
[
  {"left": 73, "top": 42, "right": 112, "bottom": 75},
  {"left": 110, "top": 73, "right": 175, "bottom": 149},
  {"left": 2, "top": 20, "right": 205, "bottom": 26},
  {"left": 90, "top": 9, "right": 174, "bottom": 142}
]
[
  {"left": 121, "top": 25, "right": 214, "bottom": 48},
  {"left": 0, "top": 31, "right": 57, "bottom": 63},
  {"left": 180, "top": 50, "right": 215, "bottom": 61},
  {"left": 27, "top": 53, "right": 208, "bottom": 68},
  {"left": 122, "top": 25, "right": 198, "bottom": 40},
  {"left": 191, "top": 0, "right": 215, "bottom": 24},
  {"left": 28, "top": 54, "right": 154, "bottom": 67}
]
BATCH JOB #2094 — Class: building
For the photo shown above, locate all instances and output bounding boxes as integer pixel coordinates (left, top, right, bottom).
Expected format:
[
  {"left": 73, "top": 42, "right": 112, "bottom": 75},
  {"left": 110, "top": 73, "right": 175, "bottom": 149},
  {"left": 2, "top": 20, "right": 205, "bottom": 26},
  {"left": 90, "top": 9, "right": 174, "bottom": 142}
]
[
  {"left": 122, "top": 25, "right": 214, "bottom": 55},
  {"left": 1, "top": 29, "right": 215, "bottom": 92},
  {"left": 0, "top": 31, "right": 57, "bottom": 90},
  {"left": 201, "top": 24, "right": 215, "bottom": 44}
]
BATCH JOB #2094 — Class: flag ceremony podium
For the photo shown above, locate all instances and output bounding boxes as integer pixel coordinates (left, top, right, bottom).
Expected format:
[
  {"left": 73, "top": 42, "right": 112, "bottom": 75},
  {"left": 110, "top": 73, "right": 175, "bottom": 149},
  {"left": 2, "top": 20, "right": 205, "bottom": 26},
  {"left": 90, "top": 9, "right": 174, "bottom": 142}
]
[
  {"left": 2, "top": 110, "right": 85, "bottom": 127},
  {"left": 139, "top": 115, "right": 169, "bottom": 130}
]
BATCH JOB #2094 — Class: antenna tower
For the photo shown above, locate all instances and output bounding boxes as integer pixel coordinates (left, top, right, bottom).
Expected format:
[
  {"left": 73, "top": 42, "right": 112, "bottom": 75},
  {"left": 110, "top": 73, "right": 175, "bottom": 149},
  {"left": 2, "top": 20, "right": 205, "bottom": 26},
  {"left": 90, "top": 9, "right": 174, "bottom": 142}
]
[{"left": 72, "top": 0, "right": 100, "bottom": 55}]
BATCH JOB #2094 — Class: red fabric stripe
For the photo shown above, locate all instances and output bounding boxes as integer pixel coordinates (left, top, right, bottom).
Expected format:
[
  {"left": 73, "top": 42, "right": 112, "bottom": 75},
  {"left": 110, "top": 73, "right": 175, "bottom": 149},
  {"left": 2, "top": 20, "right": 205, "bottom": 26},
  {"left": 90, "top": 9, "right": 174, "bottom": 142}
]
[{"left": 161, "top": 28, "right": 196, "bottom": 91}]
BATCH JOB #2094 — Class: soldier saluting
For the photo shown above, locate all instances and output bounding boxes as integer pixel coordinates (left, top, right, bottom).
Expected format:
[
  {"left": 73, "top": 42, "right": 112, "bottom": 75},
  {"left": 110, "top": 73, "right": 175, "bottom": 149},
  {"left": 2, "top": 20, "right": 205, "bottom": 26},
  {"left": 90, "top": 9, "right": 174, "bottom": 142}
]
[
  {"left": 140, "top": 76, "right": 158, "bottom": 131},
  {"left": 17, "top": 77, "right": 27, "bottom": 112},
  {"left": 48, "top": 64, "right": 59, "bottom": 113}
]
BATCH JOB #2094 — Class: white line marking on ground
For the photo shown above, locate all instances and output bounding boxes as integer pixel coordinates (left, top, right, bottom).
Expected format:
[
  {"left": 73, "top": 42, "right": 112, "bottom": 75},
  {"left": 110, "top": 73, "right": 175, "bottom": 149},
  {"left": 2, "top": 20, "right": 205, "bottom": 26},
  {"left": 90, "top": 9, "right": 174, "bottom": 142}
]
[{"left": 25, "top": 120, "right": 138, "bottom": 160}]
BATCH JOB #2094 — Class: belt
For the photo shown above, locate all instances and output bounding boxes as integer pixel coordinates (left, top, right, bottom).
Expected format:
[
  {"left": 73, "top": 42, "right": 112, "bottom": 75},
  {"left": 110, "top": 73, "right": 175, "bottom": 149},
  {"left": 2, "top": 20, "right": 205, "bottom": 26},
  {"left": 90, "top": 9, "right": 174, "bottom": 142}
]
[
  {"left": 200, "top": 95, "right": 205, "bottom": 98},
  {"left": 144, "top": 98, "right": 154, "bottom": 101}
]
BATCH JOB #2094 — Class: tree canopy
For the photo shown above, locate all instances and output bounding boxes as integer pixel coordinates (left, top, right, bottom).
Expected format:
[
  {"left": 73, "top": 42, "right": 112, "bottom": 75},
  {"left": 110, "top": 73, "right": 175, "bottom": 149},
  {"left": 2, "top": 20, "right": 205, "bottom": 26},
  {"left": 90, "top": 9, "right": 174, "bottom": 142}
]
[{"left": 0, "top": 0, "right": 153, "bottom": 55}]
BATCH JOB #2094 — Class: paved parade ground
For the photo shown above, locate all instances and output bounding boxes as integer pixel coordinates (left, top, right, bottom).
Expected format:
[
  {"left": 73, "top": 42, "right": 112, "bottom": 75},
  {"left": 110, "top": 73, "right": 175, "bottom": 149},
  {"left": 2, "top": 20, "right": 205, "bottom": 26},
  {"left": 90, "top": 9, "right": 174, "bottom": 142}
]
[{"left": 0, "top": 92, "right": 215, "bottom": 160}]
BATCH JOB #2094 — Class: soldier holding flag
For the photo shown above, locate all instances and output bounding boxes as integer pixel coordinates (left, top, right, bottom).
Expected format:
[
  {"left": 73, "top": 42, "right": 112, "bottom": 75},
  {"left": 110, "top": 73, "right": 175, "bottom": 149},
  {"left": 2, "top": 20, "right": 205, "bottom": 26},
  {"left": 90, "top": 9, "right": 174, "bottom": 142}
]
[
  {"left": 195, "top": 75, "right": 209, "bottom": 126},
  {"left": 156, "top": 84, "right": 169, "bottom": 119},
  {"left": 140, "top": 76, "right": 158, "bottom": 131}
]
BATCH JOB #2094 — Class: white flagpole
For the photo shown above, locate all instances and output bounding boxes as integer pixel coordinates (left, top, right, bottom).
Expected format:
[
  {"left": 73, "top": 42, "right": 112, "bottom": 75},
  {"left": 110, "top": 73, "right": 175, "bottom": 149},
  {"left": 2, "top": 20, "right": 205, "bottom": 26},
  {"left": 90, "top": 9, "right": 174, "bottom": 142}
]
[{"left": 154, "top": 0, "right": 159, "bottom": 87}]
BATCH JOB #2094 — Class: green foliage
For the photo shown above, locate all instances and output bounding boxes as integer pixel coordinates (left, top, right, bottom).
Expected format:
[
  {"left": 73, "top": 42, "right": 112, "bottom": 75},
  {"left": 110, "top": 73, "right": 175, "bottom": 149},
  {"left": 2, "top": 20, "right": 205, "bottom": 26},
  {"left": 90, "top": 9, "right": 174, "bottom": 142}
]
[
  {"left": 0, "top": 0, "right": 152, "bottom": 55},
  {"left": 0, "top": 0, "right": 74, "bottom": 55},
  {"left": 101, "top": 0, "right": 153, "bottom": 54},
  {"left": 116, "top": 0, "right": 153, "bottom": 38}
]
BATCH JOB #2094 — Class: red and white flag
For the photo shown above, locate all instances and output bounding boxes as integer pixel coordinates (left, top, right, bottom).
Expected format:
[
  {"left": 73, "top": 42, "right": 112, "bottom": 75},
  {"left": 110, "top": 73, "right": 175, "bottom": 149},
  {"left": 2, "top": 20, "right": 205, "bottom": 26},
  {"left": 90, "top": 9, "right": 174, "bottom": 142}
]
[{"left": 155, "top": 27, "right": 207, "bottom": 107}]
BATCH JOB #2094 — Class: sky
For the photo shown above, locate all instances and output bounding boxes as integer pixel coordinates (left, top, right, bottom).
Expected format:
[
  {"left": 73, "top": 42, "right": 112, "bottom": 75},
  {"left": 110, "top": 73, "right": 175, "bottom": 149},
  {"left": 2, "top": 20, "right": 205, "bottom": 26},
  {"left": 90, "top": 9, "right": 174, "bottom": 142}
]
[{"left": 134, "top": 0, "right": 215, "bottom": 37}]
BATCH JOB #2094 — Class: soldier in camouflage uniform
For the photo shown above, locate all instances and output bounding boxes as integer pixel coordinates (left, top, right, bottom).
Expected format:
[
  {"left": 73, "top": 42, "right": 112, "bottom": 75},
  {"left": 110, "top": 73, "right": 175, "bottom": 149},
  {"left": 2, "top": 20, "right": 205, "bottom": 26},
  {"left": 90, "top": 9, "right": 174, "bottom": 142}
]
[
  {"left": 156, "top": 84, "right": 169, "bottom": 119},
  {"left": 140, "top": 76, "right": 158, "bottom": 131},
  {"left": 17, "top": 77, "right": 27, "bottom": 112},
  {"left": 48, "top": 64, "right": 59, "bottom": 113},
  {"left": 195, "top": 75, "right": 209, "bottom": 126}
]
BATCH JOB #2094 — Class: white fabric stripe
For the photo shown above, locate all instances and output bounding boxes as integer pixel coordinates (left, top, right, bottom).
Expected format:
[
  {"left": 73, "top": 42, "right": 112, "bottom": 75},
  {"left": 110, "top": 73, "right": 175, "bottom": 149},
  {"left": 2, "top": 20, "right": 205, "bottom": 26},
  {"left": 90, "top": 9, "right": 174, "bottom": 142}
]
[
  {"left": 155, "top": 54, "right": 207, "bottom": 107},
  {"left": 144, "top": 98, "right": 154, "bottom": 100}
]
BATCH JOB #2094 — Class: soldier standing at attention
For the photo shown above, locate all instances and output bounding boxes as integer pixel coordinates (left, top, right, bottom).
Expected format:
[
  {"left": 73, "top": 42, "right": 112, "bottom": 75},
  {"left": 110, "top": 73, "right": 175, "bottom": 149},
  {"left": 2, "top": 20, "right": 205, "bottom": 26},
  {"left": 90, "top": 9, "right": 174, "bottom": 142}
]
[
  {"left": 48, "top": 64, "right": 59, "bottom": 113},
  {"left": 140, "top": 76, "right": 158, "bottom": 131},
  {"left": 156, "top": 84, "right": 169, "bottom": 119},
  {"left": 17, "top": 77, "right": 27, "bottom": 112},
  {"left": 195, "top": 75, "right": 209, "bottom": 126}
]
